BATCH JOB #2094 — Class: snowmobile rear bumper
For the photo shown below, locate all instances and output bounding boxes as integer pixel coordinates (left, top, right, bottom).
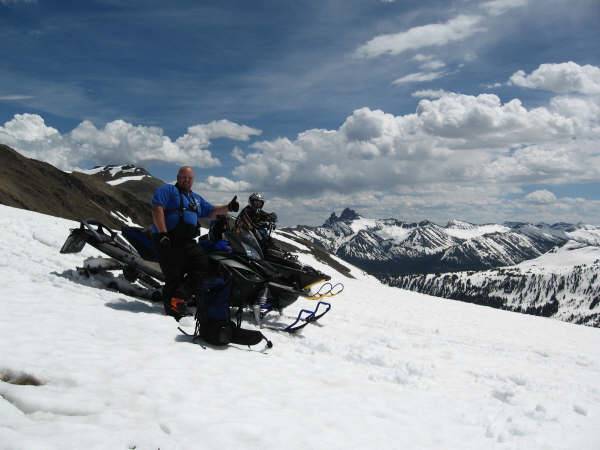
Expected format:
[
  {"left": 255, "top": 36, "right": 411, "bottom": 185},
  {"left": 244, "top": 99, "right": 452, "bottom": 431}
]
[{"left": 60, "top": 219, "right": 164, "bottom": 281}]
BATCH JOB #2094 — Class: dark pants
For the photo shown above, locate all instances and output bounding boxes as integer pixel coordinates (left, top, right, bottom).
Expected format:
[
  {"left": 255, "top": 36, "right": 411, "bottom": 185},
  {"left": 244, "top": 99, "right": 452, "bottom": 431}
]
[{"left": 153, "top": 238, "right": 212, "bottom": 303}]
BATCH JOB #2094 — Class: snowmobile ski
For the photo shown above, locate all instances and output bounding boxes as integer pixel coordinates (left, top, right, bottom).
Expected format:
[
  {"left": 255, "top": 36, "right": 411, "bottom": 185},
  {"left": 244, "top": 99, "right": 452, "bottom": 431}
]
[{"left": 261, "top": 300, "right": 331, "bottom": 333}]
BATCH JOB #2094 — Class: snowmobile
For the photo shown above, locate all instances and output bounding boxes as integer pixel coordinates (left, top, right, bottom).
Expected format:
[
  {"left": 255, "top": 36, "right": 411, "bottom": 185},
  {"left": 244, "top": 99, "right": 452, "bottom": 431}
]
[{"left": 60, "top": 215, "right": 341, "bottom": 333}]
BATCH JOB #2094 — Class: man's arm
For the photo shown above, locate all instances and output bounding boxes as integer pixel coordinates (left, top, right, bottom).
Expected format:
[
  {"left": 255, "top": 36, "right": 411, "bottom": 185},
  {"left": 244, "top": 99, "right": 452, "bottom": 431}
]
[
  {"left": 208, "top": 204, "right": 230, "bottom": 219},
  {"left": 207, "top": 196, "right": 239, "bottom": 219},
  {"left": 152, "top": 205, "right": 168, "bottom": 233}
]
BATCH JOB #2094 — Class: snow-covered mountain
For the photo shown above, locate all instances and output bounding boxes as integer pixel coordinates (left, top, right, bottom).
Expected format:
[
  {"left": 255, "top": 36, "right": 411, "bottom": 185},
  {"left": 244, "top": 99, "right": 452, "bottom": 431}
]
[
  {"left": 283, "top": 208, "right": 600, "bottom": 277},
  {"left": 281, "top": 209, "right": 600, "bottom": 326},
  {"left": 1, "top": 203, "right": 599, "bottom": 449},
  {"left": 387, "top": 240, "right": 600, "bottom": 328},
  {"left": 79, "top": 164, "right": 153, "bottom": 186},
  {"left": 77, "top": 164, "right": 164, "bottom": 206}
]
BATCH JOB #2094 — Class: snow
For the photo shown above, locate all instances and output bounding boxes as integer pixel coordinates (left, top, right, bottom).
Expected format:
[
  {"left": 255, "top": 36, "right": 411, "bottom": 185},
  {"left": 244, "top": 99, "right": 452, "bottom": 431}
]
[
  {"left": 77, "top": 165, "right": 142, "bottom": 181},
  {"left": 110, "top": 210, "right": 141, "bottom": 227},
  {"left": 76, "top": 167, "right": 105, "bottom": 175},
  {"left": 374, "top": 224, "right": 414, "bottom": 243},
  {"left": 445, "top": 224, "right": 511, "bottom": 240},
  {"left": 1, "top": 204, "right": 600, "bottom": 450},
  {"left": 446, "top": 219, "right": 474, "bottom": 229},
  {"left": 272, "top": 230, "right": 312, "bottom": 252},
  {"left": 348, "top": 217, "right": 377, "bottom": 234},
  {"left": 120, "top": 166, "right": 139, "bottom": 174},
  {"left": 399, "top": 238, "right": 600, "bottom": 326},
  {"left": 106, "top": 175, "right": 147, "bottom": 186},
  {"left": 108, "top": 165, "right": 126, "bottom": 177},
  {"left": 566, "top": 226, "right": 600, "bottom": 246},
  {"left": 516, "top": 240, "right": 600, "bottom": 274}
]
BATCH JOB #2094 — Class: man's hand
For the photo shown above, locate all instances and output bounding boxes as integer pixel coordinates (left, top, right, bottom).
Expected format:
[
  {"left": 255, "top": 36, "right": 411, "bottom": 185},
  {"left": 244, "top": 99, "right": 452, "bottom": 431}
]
[
  {"left": 208, "top": 196, "right": 240, "bottom": 218},
  {"left": 269, "top": 212, "right": 278, "bottom": 223},
  {"left": 158, "top": 232, "right": 171, "bottom": 249},
  {"left": 228, "top": 195, "right": 240, "bottom": 212}
]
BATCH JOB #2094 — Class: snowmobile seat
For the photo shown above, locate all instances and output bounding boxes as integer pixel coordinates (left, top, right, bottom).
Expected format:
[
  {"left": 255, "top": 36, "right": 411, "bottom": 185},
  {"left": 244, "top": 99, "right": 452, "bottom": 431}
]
[{"left": 121, "top": 226, "right": 159, "bottom": 262}]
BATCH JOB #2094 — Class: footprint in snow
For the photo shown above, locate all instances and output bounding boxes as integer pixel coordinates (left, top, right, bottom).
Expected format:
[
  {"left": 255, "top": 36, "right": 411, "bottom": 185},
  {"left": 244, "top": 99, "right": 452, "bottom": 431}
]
[
  {"left": 491, "top": 388, "right": 515, "bottom": 404},
  {"left": 0, "top": 369, "right": 44, "bottom": 386},
  {"left": 575, "top": 358, "right": 591, "bottom": 367},
  {"left": 507, "top": 375, "right": 527, "bottom": 386}
]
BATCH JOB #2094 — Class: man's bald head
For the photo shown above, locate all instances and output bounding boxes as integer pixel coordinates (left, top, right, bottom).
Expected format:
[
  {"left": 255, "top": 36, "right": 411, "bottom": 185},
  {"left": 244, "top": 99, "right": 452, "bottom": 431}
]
[
  {"left": 177, "top": 166, "right": 195, "bottom": 191},
  {"left": 178, "top": 166, "right": 194, "bottom": 176}
]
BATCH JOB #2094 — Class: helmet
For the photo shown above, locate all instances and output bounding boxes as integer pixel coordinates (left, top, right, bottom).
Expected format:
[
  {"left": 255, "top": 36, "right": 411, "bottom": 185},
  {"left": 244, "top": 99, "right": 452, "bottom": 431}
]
[{"left": 249, "top": 192, "right": 265, "bottom": 209}]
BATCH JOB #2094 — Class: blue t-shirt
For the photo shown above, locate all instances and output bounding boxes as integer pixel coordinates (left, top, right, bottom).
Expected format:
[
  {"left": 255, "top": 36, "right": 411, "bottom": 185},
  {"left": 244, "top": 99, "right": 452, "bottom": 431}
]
[{"left": 151, "top": 184, "right": 214, "bottom": 234}]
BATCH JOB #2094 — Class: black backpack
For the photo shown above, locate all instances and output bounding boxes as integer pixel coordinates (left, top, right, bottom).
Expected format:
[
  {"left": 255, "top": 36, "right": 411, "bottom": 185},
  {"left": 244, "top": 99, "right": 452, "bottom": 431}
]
[{"left": 195, "top": 275, "right": 272, "bottom": 348}]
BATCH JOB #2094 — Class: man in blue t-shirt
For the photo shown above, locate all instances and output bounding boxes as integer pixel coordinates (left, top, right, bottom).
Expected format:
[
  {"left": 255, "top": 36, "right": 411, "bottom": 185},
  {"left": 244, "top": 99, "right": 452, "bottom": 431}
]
[{"left": 151, "top": 166, "right": 239, "bottom": 320}]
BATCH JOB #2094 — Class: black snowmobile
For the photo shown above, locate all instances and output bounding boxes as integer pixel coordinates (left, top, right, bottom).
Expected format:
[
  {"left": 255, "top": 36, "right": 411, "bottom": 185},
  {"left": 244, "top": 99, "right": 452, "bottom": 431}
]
[{"left": 60, "top": 215, "right": 340, "bottom": 334}]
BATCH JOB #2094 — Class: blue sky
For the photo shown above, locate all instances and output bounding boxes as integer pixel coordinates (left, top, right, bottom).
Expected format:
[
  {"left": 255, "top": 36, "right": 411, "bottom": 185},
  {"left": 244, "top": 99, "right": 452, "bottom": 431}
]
[{"left": 1, "top": 0, "right": 600, "bottom": 225}]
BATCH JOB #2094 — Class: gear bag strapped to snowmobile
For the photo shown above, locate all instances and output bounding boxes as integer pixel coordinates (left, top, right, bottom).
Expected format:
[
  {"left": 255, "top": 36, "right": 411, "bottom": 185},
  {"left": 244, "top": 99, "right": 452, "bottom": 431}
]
[{"left": 194, "top": 275, "right": 272, "bottom": 348}]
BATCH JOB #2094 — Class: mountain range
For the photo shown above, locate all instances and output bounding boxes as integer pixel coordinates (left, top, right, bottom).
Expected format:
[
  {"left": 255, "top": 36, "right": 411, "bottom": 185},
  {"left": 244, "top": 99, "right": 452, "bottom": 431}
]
[
  {"left": 280, "top": 208, "right": 600, "bottom": 326},
  {"left": 281, "top": 208, "right": 600, "bottom": 277}
]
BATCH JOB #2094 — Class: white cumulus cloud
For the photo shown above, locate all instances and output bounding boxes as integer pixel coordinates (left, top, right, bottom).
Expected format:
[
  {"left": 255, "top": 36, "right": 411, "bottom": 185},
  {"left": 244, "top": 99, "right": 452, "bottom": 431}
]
[
  {"left": 510, "top": 62, "right": 600, "bottom": 95},
  {"left": 0, "top": 113, "right": 59, "bottom": 142},
  {"left": 411, "top": 89, "right": 451, "bottom": 99},
  {"left": 185, "top": 119, "right": 262, "bottom": 142},
  {"left": 217, "top": 86, "right": 600, "bottom": 225},
  {"left": 415, "top": 93, "right": 581, "bottom": 144},
  {"left": 197, "top": 176, "right": 251, "bottom": 193},
  {"left": 525, "top": 189, "right": 557, "bottom": 204},
  {"left": 4, "top": 69, "right": 600, "bottom": 225},
  {"left": 0, "top": 114, "right": 262, "bottom": 170}
]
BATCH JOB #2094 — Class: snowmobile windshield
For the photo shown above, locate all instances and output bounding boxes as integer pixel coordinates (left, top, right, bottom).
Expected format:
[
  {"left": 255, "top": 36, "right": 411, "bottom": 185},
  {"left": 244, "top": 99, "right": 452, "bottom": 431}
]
[{"left": 227, "top": 229, "right": 264, "bottom": 261}]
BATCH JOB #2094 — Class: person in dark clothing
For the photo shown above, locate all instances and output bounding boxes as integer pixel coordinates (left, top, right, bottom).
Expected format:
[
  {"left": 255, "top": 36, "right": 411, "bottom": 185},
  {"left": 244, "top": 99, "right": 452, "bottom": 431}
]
[
  {"left": 235, "top": 193, "right": 279, "bottom": 250},
  {"left": 151, "top": 166, "right": 239, "bottom": 320},
  {"left": 236, "top": 192, "right": 277, "bottom": 233}
]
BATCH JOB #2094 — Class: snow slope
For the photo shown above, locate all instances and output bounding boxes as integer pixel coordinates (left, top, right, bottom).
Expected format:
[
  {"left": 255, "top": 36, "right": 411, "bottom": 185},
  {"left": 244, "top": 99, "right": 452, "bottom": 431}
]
[
  {"left": 566, "top": 225, "right": 600, "bottom": 246},
  {"left": 445, "top": 220, "right": 511, "bottom": 240},
  {"left": 391, "top": 240, "right": 600, "bottom": 326},
  {"left": 1, "top": 204, "right": 599, "bottom": 450},
  {"left": 517, "top": 241, "right": 600, "bottom": 274}
]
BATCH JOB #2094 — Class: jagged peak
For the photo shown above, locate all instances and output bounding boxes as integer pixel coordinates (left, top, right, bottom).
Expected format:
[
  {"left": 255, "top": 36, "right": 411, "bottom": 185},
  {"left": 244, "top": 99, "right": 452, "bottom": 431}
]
[
  {"left": 339, "top": 208, "right": 361, "bottom": 221},
  {"left": 323, "top": 208, "right": 361, "bottom": 227},
  {"left": 323, "top": 212, "right": 339, "bottom": 227},
  {"left": 503, "top": 221, "right": 528, "bottom": 229},
  {"left": 418, "top": 219, "right": 435, "bottom": 227}
]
